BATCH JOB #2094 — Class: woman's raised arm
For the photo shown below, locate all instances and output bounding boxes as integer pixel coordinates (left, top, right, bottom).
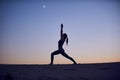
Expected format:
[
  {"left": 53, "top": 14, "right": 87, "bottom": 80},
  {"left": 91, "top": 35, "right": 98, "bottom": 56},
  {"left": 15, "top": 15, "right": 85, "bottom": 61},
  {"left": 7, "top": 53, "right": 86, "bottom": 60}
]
[{"left": 60, "top": 24, "right": 63, "bottom": 39}]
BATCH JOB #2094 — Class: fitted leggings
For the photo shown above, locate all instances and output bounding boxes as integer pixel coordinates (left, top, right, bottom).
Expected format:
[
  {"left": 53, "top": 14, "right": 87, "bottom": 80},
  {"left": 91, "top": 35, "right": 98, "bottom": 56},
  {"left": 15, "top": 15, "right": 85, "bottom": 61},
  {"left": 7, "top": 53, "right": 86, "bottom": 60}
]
[{"left": 50, "top": 49, "right": 76, "bottom": 64}]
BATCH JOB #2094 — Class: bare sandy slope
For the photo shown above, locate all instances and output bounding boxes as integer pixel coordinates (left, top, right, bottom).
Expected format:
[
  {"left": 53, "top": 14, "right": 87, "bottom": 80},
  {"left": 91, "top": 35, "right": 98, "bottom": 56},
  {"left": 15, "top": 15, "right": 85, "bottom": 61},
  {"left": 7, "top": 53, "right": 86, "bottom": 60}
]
[{"left": 0, "top": 62, "right": 120, "bottom": 80}]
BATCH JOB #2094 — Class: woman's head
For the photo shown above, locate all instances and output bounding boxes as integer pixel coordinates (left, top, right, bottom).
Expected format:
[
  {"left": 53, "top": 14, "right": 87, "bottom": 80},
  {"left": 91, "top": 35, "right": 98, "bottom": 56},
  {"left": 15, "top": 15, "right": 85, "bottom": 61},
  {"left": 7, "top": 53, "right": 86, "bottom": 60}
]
[{"left": 63, "top": 33, "right": 68, "bottom": 45}]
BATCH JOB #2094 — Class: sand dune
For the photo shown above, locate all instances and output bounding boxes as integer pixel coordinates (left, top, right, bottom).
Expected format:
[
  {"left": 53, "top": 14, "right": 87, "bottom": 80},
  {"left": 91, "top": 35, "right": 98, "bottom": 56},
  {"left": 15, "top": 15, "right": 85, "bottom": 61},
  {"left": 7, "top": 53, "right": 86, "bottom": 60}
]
[{"left": 0, "top": 62, "right": 120, "bottom": 80}]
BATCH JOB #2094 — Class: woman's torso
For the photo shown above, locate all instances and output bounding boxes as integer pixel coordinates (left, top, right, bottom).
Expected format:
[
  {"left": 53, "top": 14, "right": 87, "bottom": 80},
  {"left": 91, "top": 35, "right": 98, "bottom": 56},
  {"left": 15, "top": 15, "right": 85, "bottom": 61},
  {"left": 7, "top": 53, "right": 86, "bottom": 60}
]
[{"left": 58, "top": 39, "right": 64, "bottom": 50}]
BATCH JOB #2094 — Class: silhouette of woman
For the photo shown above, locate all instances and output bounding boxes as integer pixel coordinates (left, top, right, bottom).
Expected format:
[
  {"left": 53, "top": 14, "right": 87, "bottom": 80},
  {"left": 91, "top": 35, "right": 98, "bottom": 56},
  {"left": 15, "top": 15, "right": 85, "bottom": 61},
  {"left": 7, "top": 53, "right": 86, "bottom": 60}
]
[{"left": 50, "top": 24, "right": 77, "bottom": 65}]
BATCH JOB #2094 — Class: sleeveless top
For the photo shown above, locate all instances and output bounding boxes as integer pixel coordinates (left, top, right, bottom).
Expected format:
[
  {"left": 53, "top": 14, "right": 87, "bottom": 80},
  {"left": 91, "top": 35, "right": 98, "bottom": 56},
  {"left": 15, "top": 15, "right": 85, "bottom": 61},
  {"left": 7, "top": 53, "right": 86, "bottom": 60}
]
[{"left": 58, "top": 39, "right": 64, "bottom": 50}]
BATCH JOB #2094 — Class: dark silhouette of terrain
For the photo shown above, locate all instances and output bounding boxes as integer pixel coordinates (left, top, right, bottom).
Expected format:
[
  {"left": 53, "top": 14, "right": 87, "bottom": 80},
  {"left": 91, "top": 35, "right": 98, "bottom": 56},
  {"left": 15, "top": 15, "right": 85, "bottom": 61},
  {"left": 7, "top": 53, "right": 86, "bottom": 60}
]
[{"left": 0, "top": 62, "right": 120, "bottom": 80}]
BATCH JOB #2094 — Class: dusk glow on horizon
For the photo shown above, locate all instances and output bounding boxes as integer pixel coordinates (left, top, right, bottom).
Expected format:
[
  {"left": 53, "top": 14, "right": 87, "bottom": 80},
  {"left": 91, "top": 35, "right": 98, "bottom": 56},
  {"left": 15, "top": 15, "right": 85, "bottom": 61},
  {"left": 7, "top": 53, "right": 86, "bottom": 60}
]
[{"left": 0, "top": 0, "right": 120, "bottom": 64}]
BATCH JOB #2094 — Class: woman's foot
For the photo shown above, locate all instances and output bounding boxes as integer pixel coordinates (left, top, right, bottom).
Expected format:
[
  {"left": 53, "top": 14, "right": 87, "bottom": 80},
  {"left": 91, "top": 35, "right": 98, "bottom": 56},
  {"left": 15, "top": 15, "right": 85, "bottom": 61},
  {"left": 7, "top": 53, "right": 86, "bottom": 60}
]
[
  {"left": 73, "top": 62, "right": 77, "bottom": 64},
  {"left": 49, "top": 63, "right": 53, "bottom": 65}
]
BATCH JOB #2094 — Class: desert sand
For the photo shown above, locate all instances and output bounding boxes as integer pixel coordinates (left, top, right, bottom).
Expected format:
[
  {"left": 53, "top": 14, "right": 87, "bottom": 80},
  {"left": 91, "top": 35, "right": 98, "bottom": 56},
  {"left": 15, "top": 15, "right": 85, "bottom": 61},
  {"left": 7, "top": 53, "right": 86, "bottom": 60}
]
[{"left": 0, "top": 62, "right": 120, "bottom": 80}]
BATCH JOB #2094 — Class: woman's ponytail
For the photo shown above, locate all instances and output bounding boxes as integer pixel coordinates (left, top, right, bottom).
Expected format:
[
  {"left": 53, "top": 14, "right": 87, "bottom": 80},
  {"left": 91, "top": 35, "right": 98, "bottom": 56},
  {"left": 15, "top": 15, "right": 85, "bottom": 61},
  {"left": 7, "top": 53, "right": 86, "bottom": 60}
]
[
  {"left": 63, "top": 33, "right": 68, "bottom": 45},
  {"left": 66, "top": 36, "right": 68, "bottom": 45}
]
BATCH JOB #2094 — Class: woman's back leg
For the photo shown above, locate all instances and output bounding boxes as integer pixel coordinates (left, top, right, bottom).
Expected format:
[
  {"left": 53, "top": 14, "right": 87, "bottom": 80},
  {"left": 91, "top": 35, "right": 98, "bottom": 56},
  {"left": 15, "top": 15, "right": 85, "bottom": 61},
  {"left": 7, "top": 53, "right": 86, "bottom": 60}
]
[{"left": 61, "top": 52, "right": 77, "bottom": 64}]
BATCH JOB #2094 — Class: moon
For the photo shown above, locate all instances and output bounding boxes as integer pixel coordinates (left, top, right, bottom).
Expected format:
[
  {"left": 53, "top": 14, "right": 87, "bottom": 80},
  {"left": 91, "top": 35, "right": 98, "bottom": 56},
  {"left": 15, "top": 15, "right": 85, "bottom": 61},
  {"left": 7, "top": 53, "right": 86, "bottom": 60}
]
[{"left": 42, "top": 4, "right": 46, "bottom": 8}]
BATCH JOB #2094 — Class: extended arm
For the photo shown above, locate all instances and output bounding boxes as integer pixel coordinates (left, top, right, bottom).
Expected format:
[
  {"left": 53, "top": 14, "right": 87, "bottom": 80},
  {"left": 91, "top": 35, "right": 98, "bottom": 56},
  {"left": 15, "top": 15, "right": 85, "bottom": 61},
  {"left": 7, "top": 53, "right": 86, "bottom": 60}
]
[{"left": 60, "top": 24, "right": 63, "bottom": 39}]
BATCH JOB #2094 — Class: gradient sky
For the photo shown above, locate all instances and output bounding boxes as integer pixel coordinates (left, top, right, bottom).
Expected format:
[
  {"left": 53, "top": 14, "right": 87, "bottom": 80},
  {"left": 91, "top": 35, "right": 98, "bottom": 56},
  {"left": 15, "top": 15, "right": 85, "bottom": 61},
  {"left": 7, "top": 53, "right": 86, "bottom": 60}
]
[{"left": 0, "top": 0, "right": 120, "bottom": 64}]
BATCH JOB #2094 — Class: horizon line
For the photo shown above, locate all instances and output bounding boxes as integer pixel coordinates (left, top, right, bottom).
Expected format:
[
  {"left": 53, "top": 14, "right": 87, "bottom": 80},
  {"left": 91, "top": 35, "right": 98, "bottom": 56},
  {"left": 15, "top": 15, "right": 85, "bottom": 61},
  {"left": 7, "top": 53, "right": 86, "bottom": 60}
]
[{"left": 0, "top": 62, "right": 120, "bottom": 65}]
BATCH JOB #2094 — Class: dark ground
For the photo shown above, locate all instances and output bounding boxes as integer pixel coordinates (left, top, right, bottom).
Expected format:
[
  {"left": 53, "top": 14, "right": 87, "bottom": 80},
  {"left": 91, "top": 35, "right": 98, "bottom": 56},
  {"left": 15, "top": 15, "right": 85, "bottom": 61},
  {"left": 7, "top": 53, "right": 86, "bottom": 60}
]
[{"left": 0, "top": 62, "right": 120, "bottom": 80}]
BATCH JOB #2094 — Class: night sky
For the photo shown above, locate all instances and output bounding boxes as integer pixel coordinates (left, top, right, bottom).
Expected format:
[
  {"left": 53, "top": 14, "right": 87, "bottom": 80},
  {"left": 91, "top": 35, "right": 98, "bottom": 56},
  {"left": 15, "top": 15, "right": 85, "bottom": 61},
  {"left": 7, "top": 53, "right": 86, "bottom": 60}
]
[{"left": 0, "top": 0, "right": 120, "bottom": 64}]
